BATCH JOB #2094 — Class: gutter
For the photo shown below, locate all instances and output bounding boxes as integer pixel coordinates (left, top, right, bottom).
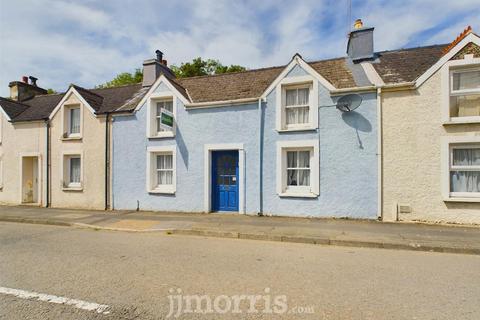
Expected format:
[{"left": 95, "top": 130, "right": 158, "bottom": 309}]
[
  {"left": 185, "top": 97, "right": 259, "bottom": 109},
  {"left": 330, "top": 85, "right": 377, "bottom": 95}
]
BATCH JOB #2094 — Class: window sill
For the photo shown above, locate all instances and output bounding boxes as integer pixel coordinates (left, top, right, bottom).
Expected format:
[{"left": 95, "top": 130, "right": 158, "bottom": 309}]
[
  {"left": 148, "top": 188, "right": 175, "bottom": 194},
  {"left": 277, "top": 126, "right": 317, "bottom": 133},
  {"left": 148, "top": 132, "right": 175, "bottom": 139},
  {"left": 278, "top": 192, "right": 318, "bottom": 198},
  {"left": 62, "top": 186, "right": 83, "bottom": 192},
  {"left": 443, "top": 118, "right": 480, "bottom": 125},
  {"left": 61, "top": 136, "right": 82, "bottom": 141},
  {"left": 443, "top": 197, "right": 480, "bottom": 203}
]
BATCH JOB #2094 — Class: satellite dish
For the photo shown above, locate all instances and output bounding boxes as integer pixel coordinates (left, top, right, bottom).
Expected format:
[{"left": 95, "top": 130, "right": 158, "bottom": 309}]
[{"left": 336, "top": 94, "right": 362, "bottom": 112}]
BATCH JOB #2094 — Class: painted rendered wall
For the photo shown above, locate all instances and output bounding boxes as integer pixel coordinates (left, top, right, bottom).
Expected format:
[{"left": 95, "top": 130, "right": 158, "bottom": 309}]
[
  {"left": 49, "top": 93, "right": 106, "bottom": 209},
  {"left": 113, "top": 64, "right": 378, "bottom": 218},
  {"left": 113, "top": 92, "right": 260, "bottom": 213},
  {"left": 0, "top": 113, "right": 46, "bottom": 206},
  {"left": 263, "top": 65, "right": 378, "bottom": 217},
  {"left": 382, "top": 71, "right": 480, "bottom": 224}
]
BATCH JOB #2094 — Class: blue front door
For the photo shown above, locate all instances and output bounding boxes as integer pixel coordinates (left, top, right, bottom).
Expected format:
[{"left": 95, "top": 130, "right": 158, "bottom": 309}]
[{"left": 212, "top": 151, "right": 239, "bottom": 212}]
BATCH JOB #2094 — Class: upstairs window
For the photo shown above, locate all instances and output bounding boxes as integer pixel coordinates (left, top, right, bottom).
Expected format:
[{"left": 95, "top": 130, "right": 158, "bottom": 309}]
[
  {"left": 66, "top": 106, "right": 81, "bottom": 137},
  {"left": 156, "top": 100, "right": 173, "bottom": 134},
  {"left": 147, "top": 94, "right": 176, "bottom": 138},
  {"left": 449, "top": 68, "right": 480, "bottom": 119},
  {"left": 285, "top": 87, "right": 310, "bottom": 126},
  {"left": 275, "top": 75, "right": 318, "bottom": 132}
]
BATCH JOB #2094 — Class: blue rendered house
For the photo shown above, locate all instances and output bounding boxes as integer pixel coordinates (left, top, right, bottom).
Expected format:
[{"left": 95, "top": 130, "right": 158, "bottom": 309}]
[{"left": 111, "top": 43, "right": 379, "bottom": 218}]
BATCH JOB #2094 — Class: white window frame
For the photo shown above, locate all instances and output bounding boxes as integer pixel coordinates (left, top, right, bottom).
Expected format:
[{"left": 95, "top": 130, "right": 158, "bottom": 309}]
[
  {"left": 147, "top": 92, "right": 176, "bottom": 138},
  {"left": 61, "top": 152, "right": 83, "bottom": 191},
  {"left": 441, "top": 55, "right": 480, "bottom": 124},
  {"left": 63, "top": 104, "right": 82, "bottom": 139},
  {"left": 276, "top": 140, "right": 319, "bottom": 198},
  {"left": 441, "top": 136, "right": 480, "bottom": 202},
  {"left": 146, "top": 145, "right": 176, "bottom": 194},
  {"left": 275, "top": 76, "right": 318, "bottom": 132}
]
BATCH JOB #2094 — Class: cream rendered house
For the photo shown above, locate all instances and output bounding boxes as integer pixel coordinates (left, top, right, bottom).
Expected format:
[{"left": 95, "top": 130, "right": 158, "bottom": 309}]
[
  {"left": 0, "top": 78, "right": 145, "bottom": 210},
  {"left": 371, "top": 28, "right": 480, "bottom": 224}
]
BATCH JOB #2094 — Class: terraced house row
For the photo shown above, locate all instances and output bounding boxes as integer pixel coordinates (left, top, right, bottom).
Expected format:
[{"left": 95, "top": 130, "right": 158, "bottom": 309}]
[{"left": 1, "top": 22, "right": 480, "bottom": 224}]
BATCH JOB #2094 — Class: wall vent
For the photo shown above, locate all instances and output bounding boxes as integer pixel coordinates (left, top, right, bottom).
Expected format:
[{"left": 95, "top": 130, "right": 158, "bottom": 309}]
[{"left": 397, "top": 203, "right": 412, "bottom": 214}]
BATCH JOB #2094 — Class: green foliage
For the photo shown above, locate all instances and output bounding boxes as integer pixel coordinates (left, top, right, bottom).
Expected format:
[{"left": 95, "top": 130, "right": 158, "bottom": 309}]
[
  {"left": 96, "top": 58, "right": 246, "bottom": 88},
  {"left": 46, "top": 88, "right": 57, "bottom": 94},
  {"left": 96, "top": 68, "right": 143, "bottom": 88},
  {"left": 171, "top": 58, "right": 246, "bottom": 78}
]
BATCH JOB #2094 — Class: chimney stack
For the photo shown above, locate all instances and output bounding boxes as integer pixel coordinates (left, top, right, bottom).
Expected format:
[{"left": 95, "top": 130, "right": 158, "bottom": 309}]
[
  {"left": 9, "top": 76, "right": 47, "bottom": 101},
  {"left": 347, "top": 19, "right": 375, "bottom": 63},
  {"left": 142, "top": 50, "right": 176, "bottom": 87}
]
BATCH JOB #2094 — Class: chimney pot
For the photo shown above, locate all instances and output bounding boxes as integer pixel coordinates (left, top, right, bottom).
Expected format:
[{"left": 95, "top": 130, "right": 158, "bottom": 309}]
[
  {"left": 22, "top": 76, "right": 28, "bottom": 83},
  {"left": 155, "top": 50, "right": 163, "bottom": 62},
  {"left": 162, "top": 59, "right": 168, "bottom": 66},
  {"left": 29, "top": 76, "right": 38, "bottom": 87},
  {"left": 354, "top": 19, "right": 363, "bottom": 29}
]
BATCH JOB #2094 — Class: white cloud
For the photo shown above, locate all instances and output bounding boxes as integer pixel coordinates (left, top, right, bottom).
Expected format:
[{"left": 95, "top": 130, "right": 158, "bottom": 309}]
[{"left": 0, "top": 0, "right": 479, "bottom": 97}]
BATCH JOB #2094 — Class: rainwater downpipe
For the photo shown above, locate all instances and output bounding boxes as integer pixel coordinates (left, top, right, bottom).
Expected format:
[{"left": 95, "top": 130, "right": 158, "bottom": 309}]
[
  {"left": 45, "top": 119, "right": 50, "bottom": 207},
  {"left": 377, "top": 87, "right": 383, "bottom": 220},
  {"left": 105, "top": 113, "right": 110, "bottom": 210},
  {"left": 258, "top": 97, "right": 264, "bottom": 215}
]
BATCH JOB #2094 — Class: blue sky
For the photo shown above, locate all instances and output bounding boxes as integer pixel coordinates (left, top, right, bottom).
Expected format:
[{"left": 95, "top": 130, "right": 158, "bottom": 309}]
[{"left": 0, "top": 0, "right": 479, "bottom": 96}]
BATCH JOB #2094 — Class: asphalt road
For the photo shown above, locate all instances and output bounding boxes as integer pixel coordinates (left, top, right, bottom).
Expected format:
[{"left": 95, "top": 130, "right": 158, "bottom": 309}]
[{"left": 0, "top": 222, "right": 479, "bottom": 320}]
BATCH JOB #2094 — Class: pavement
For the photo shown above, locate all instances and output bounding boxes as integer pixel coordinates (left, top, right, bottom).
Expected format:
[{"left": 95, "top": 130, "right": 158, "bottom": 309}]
[
  {"left": 1, "top": 222, "right": 480, "bottom": 319},
  {"left": 0, "top": 205, "right": 479, "bottom": 255}
]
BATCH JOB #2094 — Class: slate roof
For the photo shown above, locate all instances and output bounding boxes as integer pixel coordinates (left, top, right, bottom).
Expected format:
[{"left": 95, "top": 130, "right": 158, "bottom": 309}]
[
  {"left": 0, "top": 43, "right": 461, "bottom": 120},
  {"left": 372, "top": 44, "right": 447, "bottom": 84},
  {"left": 0, "top": 97, "right": 30, "bottom": 119},
  {"left": 5, "top": 83, "right": 145, "bottom": 122}
]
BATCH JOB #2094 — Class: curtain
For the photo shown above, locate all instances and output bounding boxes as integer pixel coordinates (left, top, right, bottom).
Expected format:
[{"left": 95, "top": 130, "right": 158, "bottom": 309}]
[
  {"left": 286, "top": 151, "right": 310, "bottom": 186},
  {"left": 455, "top": 95, "right": 480, "bottom": 117},
  {"left": 451, "top": 148, "right": 480, "bottom": 192},
  {"left": 157, "top": 101, "right": 173, "bottom": 132},
  {"left": 70, "top": 158, "right": 81, "bottom": 184},
  {"left": 157, "top": 155, "right": 173, "bottom": 185},
  {"left": 451, "top": 171, "right": 480, "bottom": 192},
  {"left": 453, "top": 70, "right": 480, "bottom": 91},
  {"left": 285, "top": 88, "right": 309, "bottom": 125},
  {"left": 286, "top": 90, "right": 296, "bottom": 106},
  {"left": 70, "top": 108, "right": 80, "bottom": 134},
  {"left": 297, "top": 88, "right": 309, "bottom": 105}
]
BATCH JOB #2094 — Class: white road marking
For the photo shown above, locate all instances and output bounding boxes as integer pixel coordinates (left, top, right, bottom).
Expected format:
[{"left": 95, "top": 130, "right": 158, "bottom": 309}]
[{"left": 0, "top": 286, "right": 110, "bottom": 314}]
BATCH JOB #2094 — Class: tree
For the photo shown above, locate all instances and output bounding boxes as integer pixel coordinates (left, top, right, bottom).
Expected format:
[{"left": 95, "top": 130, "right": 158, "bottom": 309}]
[
  {"left": 96, "top": 68, "right": 143, "bottom": 88},
  {"left": 96, "top": 58, "right": 246, "bottom": 88},
  {"left": 46, "top": 88, "right": 57, "bottom": 94},
  {"left": 171, "top": 58, "right": 246, "bottom": 78}
]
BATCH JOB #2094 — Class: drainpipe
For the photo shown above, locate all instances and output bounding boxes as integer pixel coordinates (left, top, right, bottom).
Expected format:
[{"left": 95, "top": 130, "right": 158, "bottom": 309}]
[
  {"left": 377, "top": 87, "right": 383, "bottom": 220},
  {"left": 105, "top": 113, "right": 110, "bottom": 210},
  {"left": 45, "top": 119, "right": 50, "bottom": 207},
  {"left": 258, "top": 98, "right": 264, "bottom": 215}
]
